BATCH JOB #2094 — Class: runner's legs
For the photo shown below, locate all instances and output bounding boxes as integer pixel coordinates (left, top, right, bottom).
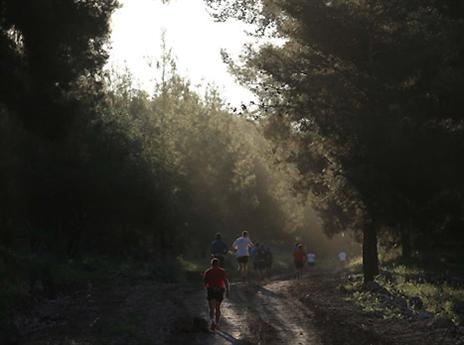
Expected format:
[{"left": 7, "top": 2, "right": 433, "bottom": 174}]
[
  {"left": 214, "top": 301, "right": 221, "bottom": 325},
  {"left": 240, "top": 262, "right": 246, "bottom": 280},
  {"left": 237, "top": 256, "right": 249, "bottom": 281},
  {"left": 208, "top": 300, "right": 215, "bottom": 322},
  {"left": 208, "top": 298, "right": 224, "bottom": 329},
  {"left": 208, "top": 300, "right": 219, "bottom": 330},
  {"left": 295, "top": 261, "right": 303, "bottom": 279}
]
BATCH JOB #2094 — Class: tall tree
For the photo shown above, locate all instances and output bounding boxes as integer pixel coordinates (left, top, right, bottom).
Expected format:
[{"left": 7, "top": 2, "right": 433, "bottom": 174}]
[
  {"left": 0, "top": 0, "right": 118, "bottom": 136},
  {"left": 206, "top": 0, "right": 464, "bottom": 281},
  {"left": 0, "top": 0, "right": 119, "bottom": 257}
]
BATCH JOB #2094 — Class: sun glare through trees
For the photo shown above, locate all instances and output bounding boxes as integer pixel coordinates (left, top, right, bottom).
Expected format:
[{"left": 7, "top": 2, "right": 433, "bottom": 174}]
[
  {"left": 108, "top": 0, "right": 256, "bottom": 107},
  {"left": 1, "top": 1, "right": 463, "bottom": 344}
]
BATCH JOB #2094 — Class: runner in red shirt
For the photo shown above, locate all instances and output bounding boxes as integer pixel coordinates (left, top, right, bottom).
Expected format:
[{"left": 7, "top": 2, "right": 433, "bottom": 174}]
[
  {"left": 203, "top": 258, "right": 230, "bottom": 331},
  {"left": 293, "top": 244, "right": 306, "bottom": 280}
]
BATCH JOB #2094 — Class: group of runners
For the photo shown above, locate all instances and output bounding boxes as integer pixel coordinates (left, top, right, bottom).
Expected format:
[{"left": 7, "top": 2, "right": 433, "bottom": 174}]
[
  {"left": 208, "top": 231, "right": 272, "bottom": 281},
  {"left": 203, "top": 230, "right": 253, "bottom": 331},
  {"left": 293, "top": 243, "right": 348, "bottom": 279},
  {"left": 293, "top": 243, "right": 319, "bottom": 279},
  {"left": 203, "top": 230, "right": 347, "bottom": 331}
]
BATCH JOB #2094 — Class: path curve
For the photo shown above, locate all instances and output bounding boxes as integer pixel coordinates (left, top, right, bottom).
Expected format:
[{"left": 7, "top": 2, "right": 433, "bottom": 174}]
[{"left": 188, "top": 279, "right": 322, "bottom": 345}]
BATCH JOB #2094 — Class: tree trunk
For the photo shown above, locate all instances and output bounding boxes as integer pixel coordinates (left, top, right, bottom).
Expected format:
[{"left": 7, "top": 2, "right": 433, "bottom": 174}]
[
  {"left": 400, "top": 224, "right": 411, "bottom": 260},
  {"left": 363, "top": 221, "right": 379, "bottom": 282}
]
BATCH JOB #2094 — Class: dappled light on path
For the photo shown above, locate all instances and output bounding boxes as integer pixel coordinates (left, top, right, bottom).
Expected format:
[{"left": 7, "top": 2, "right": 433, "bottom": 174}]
[{"left": 199, "top": 280, "right": 322, "bottom": 345}]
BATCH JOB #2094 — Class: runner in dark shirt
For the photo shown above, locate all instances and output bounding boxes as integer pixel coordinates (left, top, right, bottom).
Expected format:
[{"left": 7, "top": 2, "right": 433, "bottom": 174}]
[{"left": 210, "top": 232, "right": 228, "bottom": 267}]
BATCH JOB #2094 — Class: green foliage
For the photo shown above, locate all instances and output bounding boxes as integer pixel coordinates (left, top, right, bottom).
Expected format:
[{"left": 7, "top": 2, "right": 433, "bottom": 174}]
[
  {"left": 347, "top": 289, "right": 407, "bottom": 320},
  {"left": 0, "top": 24, "right": 306, "bottom": 265},
  {"left": 99, "top": 46, "right": 305, "bottom": 256},
  {"left": 0, "top": 1, "right": 312, "bottom": 333},
  {"left": 205, "top": 0, "right": 464, "bottom": 281},
  {"left": 0, "top": 0, "right": 119, "bottom": 136},
  {"left": 0, "top": 246, "right": 108, "bottom": 325},
  {"left": 345, "top": 256, "right": 464, "bottom": 325}
]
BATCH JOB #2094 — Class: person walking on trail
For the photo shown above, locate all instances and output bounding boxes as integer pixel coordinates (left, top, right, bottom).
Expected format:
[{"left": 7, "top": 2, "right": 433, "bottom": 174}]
[
  {"left": 203, "top": 258, "right": 230, "bottom": 331},
  {"left": 293, "top": 244, "right": 306, "bottom": 280},
  {"left": 232, "top": 230, "right": 254, "bottom": 281},
  {"left": 210, "top": 232, "right": 228, "bottom": 267}
]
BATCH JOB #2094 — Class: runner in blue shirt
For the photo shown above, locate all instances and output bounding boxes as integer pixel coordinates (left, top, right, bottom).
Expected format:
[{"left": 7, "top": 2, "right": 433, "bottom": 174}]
[{"left": 210, "top": 232, "right": 228, "bottom": 267}]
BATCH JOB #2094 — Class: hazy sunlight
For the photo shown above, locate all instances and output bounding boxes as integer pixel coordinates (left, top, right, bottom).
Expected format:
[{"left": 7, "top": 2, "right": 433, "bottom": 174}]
[{"left": 108, "top": 0, "right": 256, "bottom": 106}]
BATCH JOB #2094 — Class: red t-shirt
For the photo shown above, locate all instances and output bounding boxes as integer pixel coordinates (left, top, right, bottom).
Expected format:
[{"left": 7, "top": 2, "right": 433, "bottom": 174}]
[
  {"left": 293, "top": 249, "right": 305, "bottom": 262},
  {"left": 203, "top": 266, "right": 226, "bottom": 288}
]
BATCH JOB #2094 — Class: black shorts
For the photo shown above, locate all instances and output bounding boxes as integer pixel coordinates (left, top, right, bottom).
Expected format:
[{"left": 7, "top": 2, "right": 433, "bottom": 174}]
[
  {"left": 294, "top": 261, "right": 304, "bottom": 269},
  {"left": 207, "top": 287, "right": 225, "bottom": 302},
  {"left": 237, "top": 256, "right": 249, "bottom": 264}
]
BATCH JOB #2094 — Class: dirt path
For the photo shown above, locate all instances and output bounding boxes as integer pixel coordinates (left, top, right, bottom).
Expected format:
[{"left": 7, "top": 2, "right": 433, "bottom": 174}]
[
  {"left": 16, "top": 265, "right": 464, "bottom": 345},
  {"left": 173, "top": 279, "right": 322, "bottom": 345},
  {"left": 18, "top": 274, "right": 323, "bottom": 345},
  {"left": 239, "top": 280, "right": 321, "bottom": 345}
]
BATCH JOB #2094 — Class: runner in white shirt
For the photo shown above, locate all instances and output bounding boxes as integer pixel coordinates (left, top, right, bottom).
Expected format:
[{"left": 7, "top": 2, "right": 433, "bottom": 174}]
[
  {"left": 232, "top": 231, "right": 254, "bottom": 281},
  {"left": 307, "top": 252, "right": 316, "bottom": 266},
  {"left": 338, "top": 251, "right": 347, "bottom": 265}
]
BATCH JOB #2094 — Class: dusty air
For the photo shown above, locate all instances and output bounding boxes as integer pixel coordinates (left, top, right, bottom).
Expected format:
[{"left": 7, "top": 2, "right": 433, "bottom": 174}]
[{"left": 1, "top": 1, "right": 463, "bottom": 344}]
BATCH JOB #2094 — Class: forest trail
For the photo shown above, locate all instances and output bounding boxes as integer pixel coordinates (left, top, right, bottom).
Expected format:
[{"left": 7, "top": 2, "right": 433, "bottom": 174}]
[
  {"left": 18, "top": 267, "right": 459, "bottom": 345},
  {"left": 20, "top": 273, "right": 324, "bottom": 345},
  {"left": 171, "top": 279, "right": 322, "bottom": 345}
]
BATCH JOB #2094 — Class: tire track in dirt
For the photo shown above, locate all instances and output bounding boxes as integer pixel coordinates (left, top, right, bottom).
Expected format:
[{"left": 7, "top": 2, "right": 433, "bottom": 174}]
[
  {"left": 20, "top": 277, "right": 322, "bottom": 345},
  {"left": 244, "top": 280, "right": 321, "bottom": 345},
  {"left": 185, "top": 280, "right": 322, "bottom": 345},
  {"left": 178, "top": 282, "right": 256, "bottom": 345}
]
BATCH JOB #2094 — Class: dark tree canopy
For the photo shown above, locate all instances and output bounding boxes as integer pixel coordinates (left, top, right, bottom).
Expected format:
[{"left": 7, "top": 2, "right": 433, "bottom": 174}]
[
  {"left": 206, "top": 0, "right": 464, "bottom": 281},
  {"left": 0, "top": 0, "right": 118, "bottom": 136}
]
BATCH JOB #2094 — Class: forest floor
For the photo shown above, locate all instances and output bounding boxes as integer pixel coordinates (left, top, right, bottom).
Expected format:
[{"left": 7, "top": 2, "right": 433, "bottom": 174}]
[{"left": 12, "top": 264, "right": 464, "bottom": 345}]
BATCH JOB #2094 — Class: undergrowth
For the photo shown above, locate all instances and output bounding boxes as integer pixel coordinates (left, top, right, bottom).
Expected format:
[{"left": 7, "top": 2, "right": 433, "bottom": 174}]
[
  {"left": 343, "top": 252, "right": 464, "bottom": 325},
  {"left": 0, "top": 246, "right": 192, "bottom": 334}
]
